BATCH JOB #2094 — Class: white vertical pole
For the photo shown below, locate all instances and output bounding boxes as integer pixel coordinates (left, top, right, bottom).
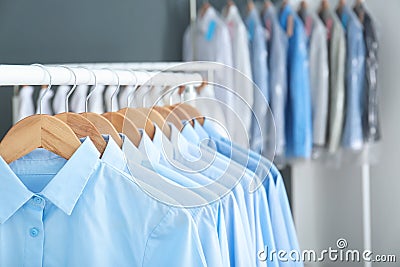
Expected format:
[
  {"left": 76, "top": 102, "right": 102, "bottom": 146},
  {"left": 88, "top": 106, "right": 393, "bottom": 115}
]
[
  {"left": 362, "top": 163, "right": 372, "bottom": 267},
  {"left": 190, "top": 0, "right": 197, "bottom": 61}
]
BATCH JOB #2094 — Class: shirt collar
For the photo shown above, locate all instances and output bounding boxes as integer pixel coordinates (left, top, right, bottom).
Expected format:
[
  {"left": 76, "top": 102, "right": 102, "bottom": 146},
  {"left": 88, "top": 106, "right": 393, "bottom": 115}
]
[
  {"left": 0, "top": 138, "right": 100, "bottom": 223},
  {"left": 181, "top": 123, "right": 200, "bottom": 145},
  {"left": 193, "top": 120, "right": 210, "bottom": 140},
  {"left": 152, "top": 124, "right": 175, "bottom": 160},
  {"left": 202, "top": 118, "right": 223, "bottom": 140},
  {"left": 169, "top": 123, "right": 199, "bottom": 159},
  {"left": 121, "top": 134, "right": 144, "bottom": 165},
  {"left": 101, "top": 135, "right": 127, "bottom": 171},
  {"left": 138, "top": 129, "right": 161, "bottom": 164}
]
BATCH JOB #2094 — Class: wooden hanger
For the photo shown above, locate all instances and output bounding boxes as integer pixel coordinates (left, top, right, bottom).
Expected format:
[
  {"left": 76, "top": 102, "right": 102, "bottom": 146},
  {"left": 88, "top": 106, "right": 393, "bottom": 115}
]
[
  {"left": 152, "top": 106, "right": 184, "bottom": 132},
  {"left": 136, "top": 107, "right": 171, "bottom": 139},
  {"left": 162, "top": 85, "right": 194, "bottom": 127},
  {"left": 54, "top": 66, "right": 106, "bottom": 154},
  {"left": 173, "top": 103, "right": 205, "bottom": 125},
  {"left": 247, "top": 0, "right": 255, "bottom": 13},
  {"left": 0, "top": 115, "right": 82, "bottom": 164},
  {"left": 79, "top": 68, "right": 123, "bottom": 147},
  {"left": 0, "top": 65, "right": 81, "bottom": 163},
  {"left": 118, "top": 108, "right": 156, "bottom": 139},
  {"left": 103, "top": 112, "right": 141, "bottom": 147}
]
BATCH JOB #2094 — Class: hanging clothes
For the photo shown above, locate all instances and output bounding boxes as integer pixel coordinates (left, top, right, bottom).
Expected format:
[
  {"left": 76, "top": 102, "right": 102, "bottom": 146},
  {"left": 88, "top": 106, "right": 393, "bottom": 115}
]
[
  {"left": 263, "top": 5, "right": 288, "bottom": 164},
  {"left": 353, "top": 3, "right": 381, "bottom": 143},
  {"left": 279, "top": 5, "right": 312, "bottom": 159},
  {"left": 223, "top": 4, "right": 254, "bottom": 147},
  {"left": 17, "top": 85, "right": 35, "bottom": 121},
  {"left": 0, "top": 138, "right": 208, "bottom": 267},
  {"left": 70, "top": 85, "right": 88, "bottom": 113},
  {"left": 52, "top": 85, "right": 70, "bottom": 114},
  {"left": 245, "top": 7, "right": 269, "bottom": 155},
  {"left": 88, "top": 84, "right": 106, "bottom": 113},
  {"left": 36, "top": 87, "right": 54, "bottom": 115},
  {"left": 104, "top": 85, "right": 120, "bottom": 112},
  {"left": 337, "top": 5, "right": 366, "bottom": 150},
  {"left": 319, "top": 8, "right": 346, "bottom": 154},
  {"left": 299, "top": 9, "right": 329, "bottom": 153},
  {"left": 183, "top": 6, "right": 235, "bottom": 144}
]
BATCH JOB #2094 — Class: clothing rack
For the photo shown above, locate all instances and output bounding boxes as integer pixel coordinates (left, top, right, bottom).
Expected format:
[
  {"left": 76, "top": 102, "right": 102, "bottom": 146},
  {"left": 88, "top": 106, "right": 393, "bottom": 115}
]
[{"left": 0, "top": 64, "right": 206, "bottom": 86}]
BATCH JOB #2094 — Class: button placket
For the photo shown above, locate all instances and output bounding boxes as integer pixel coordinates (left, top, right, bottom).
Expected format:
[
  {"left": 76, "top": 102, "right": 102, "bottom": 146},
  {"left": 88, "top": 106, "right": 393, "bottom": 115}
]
[{"left": 23, "top": 196, "right": 45, "bottom": 267}]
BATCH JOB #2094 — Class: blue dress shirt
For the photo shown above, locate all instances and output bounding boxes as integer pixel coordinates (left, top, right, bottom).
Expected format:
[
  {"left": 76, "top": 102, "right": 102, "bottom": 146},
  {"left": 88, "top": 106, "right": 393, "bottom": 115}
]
[
  {"left": 139, "top": 129, "right": 256, "bottom": 266},
  {"left": 0, "top": 138, "right": 207, "bottom": 267},
  {"left": 279, "top": 5, "right": 312, "bottom": 159},
  {"left": 101, "top": 135, "right": 227, "bottom": 267},
  {"left": 337, "top": 5, "right": 366, "bottom": 149},
  {"left": 263, "top": 5, "right": 289, "bottom": 164},
  {"left": 202, "top": 119, "right": 303, "bottom": 267}
]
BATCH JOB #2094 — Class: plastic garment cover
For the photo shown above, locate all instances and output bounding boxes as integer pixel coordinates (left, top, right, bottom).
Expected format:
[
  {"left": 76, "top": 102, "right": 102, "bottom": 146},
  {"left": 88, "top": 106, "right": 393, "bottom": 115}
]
[
  {"left": 354, "top": 3, "right": 381, "bottom": 143},
  {"left": 223, "top": 4, "right": 254, "bottom": 147},
  {"left": 319, "top": 8, "right": 346, "bottom": 154},
  {"left": 263, "top": 6, "right": 288, "bottom": 164},
  {"left": 36, "top": 87, "right": 54, "bottom": 115},
  {"left": 299, "top": 9, "right": 329, "bottom": 151},
  {"left": 17, "top": 86, "right": 35, "bottom": 121},
  {"left": 245, "top": 8, "right": 269, "bottom": 155},
  {"left": 183, "top": 7, "right": 235, "bottom": 142},
  {"left": 337, "top": 5, "right": 366, "bottom": 150},
  {"left": 279, "top": 5, "right": 312, "bottom": 159}
]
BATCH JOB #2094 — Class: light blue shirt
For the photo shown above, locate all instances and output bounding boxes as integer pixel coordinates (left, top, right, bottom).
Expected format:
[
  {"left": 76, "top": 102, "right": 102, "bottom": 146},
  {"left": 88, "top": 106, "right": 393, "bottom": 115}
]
[
  {"left": 180, "top": 123, "right": 270, "bottom": 267},
  {"left": 0, "top": 138, "right": 207, "bottom": 267},
  {"left": 139, "top": 129, "right": 252, "bottom": 266},
  {"left": 101, "top": 135, "right": 226, "bottom": 267},
  {"left": 202, "top": 119, "right": 303, "bottom": 267}
]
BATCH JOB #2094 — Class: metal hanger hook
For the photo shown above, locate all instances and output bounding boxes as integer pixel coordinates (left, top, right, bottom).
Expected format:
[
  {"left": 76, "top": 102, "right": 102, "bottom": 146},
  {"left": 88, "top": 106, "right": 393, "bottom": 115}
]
[
  {"left": 81, "top": 67, "right": 98, "bottom": 113},
  {"left": 58, "top": 66, "right": 77, "bottom": 112},
  {"left": 102, "top": 68, "right": 120, "bottom": 112},
  {"left": 31, "top": 64, "right": 52, "bottom": 115},
  {"left": 142, "top": 71, "right": 155, "bottom": 107}
]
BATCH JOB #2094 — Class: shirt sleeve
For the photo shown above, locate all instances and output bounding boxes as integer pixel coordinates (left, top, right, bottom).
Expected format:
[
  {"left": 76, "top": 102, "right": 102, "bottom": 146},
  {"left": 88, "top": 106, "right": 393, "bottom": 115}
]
[{"left": 142, "top": 208, "right": 207, "bottom": 267}]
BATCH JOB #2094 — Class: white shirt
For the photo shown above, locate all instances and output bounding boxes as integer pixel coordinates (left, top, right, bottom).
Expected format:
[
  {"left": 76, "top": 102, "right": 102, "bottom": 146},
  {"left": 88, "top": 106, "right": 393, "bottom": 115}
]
[
  {"left": 183, "top": 7, "right": 236, "bottom": 143},
  {"left": 18, "top": 86, "right": 35, "bottom": 121},
  {"left": 88, "top": 85, "right": 106, "bottom": 113},
  {"left": 104, "top": 85, "right": 120, "bottom": 112},
  {"left": 36, "top": 88, "right": 54, "bottom": 115},
  {"left": 52, "top": 85, "right": 70, "bottom": 114},
  {"left": 223, "top": 4, "right": 254, "bottom": 147},
  {"left": 70, "top": 85, "right": 88, "bottom": 113}
]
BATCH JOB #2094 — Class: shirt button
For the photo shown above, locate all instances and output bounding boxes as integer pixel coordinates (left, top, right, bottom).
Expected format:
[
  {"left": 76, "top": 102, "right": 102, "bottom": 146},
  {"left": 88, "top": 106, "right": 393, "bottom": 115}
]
[
  {"left": 33, "top": 196, "right": 43, "bottom": 205},
  {"left": 30, "top": 228, "right": 39, "bottom": 237}
]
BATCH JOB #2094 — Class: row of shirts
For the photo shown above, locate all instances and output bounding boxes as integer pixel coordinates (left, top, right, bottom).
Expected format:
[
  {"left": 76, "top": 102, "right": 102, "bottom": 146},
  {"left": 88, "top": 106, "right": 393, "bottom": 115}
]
[
  {"left": 1, "top": 116, "right": 302, "bottom": 266},
  {"left": 183, "top": 3, "right": 380, "bottom": 162}
]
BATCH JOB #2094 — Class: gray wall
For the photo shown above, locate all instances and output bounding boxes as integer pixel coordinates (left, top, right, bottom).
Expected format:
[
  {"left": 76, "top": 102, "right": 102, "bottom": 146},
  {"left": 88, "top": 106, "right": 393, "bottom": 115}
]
[
  {"left": 292, "top": 0, "right": 400, "bottom": 266},
  {"left": 0, "top": 0, "right": 192, "bottom": 137}
]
